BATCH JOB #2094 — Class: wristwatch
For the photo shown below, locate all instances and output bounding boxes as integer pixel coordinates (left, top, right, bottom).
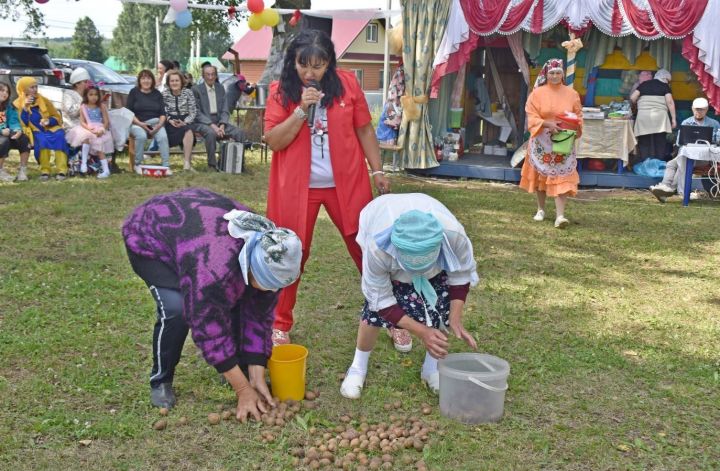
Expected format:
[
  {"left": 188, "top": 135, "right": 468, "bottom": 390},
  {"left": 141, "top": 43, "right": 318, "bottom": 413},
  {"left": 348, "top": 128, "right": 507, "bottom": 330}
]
[{"left": 293, "top": 106, "right": 307, "bottom": 120}]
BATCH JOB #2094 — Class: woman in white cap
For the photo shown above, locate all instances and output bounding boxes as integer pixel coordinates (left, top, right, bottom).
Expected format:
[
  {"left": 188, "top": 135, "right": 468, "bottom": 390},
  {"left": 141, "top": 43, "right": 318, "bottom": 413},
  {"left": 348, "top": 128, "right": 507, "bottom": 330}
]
[
  {"left": 340, "top": 193, "right": 479, "bottom": 399},
  {"left": 123, "top": 188, "right": 303, "bottom": 420},
  {"left": 630, "top": 68, "right": 677, "bottom": 164},
  {"left": 62, "top": 67, "right": 109, "bottom": 177}
]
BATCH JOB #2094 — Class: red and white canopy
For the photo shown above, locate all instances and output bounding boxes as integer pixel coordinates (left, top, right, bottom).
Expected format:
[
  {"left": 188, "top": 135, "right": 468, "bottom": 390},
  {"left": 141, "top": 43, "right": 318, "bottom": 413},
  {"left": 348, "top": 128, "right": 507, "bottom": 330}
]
[{"left": 434, "top": 0, "right": 720, "bottom": 111}]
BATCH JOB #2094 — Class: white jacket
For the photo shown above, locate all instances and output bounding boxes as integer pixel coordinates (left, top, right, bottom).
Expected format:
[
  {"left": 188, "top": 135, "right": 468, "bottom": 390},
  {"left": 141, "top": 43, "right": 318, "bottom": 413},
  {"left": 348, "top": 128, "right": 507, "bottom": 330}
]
[{"left": 357, "top": 193, "right": 479, "bottom": 312}]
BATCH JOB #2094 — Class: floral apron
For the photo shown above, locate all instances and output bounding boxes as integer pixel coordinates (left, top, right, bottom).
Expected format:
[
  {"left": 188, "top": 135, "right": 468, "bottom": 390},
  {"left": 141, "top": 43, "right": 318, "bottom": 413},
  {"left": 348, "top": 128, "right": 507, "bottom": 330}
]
[{"left": 529, "top": 129, "right": 577, "bottom": 177}]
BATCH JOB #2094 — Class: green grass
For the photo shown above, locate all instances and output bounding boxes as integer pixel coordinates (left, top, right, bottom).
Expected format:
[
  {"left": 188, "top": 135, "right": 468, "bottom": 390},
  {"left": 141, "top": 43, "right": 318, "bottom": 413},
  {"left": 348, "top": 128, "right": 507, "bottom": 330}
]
[{"left": 0, "top": 151, "right": 719, "bottom": 470}]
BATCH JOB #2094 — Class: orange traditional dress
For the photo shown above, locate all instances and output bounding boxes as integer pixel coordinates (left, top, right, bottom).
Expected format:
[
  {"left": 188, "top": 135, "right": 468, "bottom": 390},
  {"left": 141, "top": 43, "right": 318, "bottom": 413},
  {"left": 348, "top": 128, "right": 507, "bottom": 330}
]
[{"left": 520, "top": 81, "right": 583, "bottom": 197}]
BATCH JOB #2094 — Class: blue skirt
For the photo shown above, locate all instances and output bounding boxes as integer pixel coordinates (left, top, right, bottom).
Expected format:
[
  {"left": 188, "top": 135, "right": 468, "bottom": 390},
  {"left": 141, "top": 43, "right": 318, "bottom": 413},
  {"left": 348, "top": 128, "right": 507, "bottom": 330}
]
[
  {"left": 32, "top": 129, "right": 69, "bottom": 160},
  {"left": 361, "top": 271, "right": 451, "bottom": 329}
]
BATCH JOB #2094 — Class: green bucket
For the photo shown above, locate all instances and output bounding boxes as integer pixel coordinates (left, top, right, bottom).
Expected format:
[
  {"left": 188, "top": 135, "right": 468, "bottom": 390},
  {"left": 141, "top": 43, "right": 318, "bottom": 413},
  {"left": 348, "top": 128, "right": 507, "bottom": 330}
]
[{"left": 551, "top": 130, "right": 576, "bottom": 155}]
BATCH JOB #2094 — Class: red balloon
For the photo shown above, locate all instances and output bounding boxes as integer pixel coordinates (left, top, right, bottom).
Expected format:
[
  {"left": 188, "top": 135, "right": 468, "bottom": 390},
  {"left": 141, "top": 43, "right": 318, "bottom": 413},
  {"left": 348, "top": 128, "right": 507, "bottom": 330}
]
[
  {"left": 247, "top": 0, "right": 265, "bottom": 14},
  {"left": 35, "top": 0, "right": 50, "bottom": 3}
]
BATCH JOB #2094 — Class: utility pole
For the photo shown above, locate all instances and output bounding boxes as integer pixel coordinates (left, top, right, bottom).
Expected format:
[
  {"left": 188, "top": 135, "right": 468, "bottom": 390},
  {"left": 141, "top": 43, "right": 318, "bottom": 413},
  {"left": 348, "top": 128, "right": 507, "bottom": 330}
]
[
  {"left": 382, "top": 0, "right": 391, "bottom": 106},
  {"left": 155, "top": 16, "right": 161, "bottom": 65}
]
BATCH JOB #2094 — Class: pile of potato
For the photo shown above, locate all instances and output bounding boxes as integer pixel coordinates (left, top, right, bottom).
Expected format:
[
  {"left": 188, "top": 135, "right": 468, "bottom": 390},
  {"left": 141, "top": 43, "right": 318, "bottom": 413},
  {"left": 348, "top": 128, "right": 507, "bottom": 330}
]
[{"left": 151, "top": 391, "right": 438, "bottom": 470}]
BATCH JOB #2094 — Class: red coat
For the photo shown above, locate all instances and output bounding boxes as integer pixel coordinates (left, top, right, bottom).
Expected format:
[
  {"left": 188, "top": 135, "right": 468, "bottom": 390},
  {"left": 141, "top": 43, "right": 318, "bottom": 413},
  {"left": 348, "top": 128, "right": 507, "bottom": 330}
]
[{"left": 265, "top": 69, "right": 373, "bottom": 237}]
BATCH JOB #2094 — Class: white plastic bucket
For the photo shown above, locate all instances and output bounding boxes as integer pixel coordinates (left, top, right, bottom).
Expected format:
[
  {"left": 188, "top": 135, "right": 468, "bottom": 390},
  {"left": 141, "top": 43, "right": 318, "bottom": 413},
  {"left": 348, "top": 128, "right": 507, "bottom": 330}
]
[{"left": 438, "top": 353, "right": 510, "bottom": 424}]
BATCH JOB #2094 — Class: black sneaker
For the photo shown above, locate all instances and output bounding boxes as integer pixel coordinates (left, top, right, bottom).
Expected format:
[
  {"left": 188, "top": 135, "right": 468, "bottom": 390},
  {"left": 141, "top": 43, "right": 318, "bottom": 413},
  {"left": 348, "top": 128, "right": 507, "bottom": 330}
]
[
  {"left": 56, "top": 173, "right": 67, "bottom": 181},
  {"left": 150, "top": 383, "right": 177, "bottom": 409}
]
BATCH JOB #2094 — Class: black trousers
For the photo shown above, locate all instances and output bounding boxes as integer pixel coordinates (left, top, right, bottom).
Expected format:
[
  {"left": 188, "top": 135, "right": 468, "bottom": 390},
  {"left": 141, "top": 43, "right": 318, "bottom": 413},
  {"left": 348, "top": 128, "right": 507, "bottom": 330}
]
[
  {"left": 127, "top": 252, "right": 188, "bottom": 387},
  {"left": 147, "top": 285, "right": 189, "bottom": 387}
]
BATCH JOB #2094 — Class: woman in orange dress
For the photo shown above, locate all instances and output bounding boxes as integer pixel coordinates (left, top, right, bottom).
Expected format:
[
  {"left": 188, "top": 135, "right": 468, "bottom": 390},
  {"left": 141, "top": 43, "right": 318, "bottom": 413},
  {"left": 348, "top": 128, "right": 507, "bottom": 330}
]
[{"left": 520, "top": 58, "right": 583, "bottom": 229}]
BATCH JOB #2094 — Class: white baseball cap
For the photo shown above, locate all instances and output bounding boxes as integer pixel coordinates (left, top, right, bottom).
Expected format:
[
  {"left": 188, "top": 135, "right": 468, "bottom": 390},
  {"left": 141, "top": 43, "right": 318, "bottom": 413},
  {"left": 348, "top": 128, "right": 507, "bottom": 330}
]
[
  {"left": 692, "top": 97, "right": 709, "bottom": 109},
  {"left": 69, "top": 67, "right": 90, "bottom": 85}
]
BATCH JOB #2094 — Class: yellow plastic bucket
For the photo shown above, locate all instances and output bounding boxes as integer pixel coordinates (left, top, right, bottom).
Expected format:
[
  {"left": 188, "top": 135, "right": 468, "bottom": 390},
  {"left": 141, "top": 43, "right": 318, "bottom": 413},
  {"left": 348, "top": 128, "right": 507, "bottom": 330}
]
[{"left": 268, "top": 344, "right": 308, "bottom": 401}]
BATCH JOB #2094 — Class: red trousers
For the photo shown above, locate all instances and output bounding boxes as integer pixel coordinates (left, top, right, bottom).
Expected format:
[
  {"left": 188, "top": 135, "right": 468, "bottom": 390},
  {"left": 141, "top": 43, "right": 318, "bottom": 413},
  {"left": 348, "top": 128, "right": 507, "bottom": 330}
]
[{"left": 273, "top": 187, "right": 363, "bottom": 331}]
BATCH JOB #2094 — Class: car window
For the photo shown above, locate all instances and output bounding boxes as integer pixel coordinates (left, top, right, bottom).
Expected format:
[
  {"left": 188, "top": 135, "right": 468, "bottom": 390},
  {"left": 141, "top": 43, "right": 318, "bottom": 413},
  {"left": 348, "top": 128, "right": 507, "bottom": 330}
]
[
  {"left": 82, "top": 63, "right": 127, "bottom": 85},
  {"left": 0, "top": 49, "right": 53, "bottom": 68}
]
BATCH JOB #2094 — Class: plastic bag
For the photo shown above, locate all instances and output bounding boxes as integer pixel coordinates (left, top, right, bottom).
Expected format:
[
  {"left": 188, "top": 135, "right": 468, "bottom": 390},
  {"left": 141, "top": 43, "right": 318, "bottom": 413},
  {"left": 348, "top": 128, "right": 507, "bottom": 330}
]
[{"left": 633, "top": 158, "right": 666, "bottom": 178}]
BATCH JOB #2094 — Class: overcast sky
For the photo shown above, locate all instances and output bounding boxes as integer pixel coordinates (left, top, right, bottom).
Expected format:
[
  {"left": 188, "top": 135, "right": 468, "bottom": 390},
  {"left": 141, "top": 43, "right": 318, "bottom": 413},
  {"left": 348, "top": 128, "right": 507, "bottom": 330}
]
[{"left": 0, "top": 0, "right": 401, "bottom": 40}]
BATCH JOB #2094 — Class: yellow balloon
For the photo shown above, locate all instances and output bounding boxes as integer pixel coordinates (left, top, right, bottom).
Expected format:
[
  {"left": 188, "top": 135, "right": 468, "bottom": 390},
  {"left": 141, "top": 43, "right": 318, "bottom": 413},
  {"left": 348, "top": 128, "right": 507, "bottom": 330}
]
[
  {"left": 248, "top": 13, "right": 264, "bottom": 31},
  {"left": 259, "top": 8, "right": 280, "bottom": 27}
]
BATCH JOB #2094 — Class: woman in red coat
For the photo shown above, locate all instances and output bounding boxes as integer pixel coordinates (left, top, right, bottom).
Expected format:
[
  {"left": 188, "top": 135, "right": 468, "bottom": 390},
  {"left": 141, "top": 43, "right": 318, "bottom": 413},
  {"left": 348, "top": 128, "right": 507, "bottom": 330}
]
[{"left": 265, "top": 29, "right": 391, "bottom": 345}]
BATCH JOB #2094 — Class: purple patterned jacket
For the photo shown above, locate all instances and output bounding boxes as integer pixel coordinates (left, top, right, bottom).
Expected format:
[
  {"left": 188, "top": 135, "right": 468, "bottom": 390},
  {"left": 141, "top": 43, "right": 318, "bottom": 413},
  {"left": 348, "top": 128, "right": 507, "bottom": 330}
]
[{"left": 123, "top": 188, "right": 277, "bottom": 372}]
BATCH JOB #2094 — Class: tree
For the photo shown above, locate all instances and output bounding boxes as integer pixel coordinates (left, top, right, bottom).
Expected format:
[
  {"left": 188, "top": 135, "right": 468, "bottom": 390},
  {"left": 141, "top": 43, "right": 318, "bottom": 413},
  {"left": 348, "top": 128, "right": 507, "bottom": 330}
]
[
  {"left": 111, "top": 2, "right": 236, "bottom": 73},
  {"left": 110, "top": 4, "right": 158, "bottom": 72},
  {"left": 71, "top": 17, "right": 106, "bottom": 62}
]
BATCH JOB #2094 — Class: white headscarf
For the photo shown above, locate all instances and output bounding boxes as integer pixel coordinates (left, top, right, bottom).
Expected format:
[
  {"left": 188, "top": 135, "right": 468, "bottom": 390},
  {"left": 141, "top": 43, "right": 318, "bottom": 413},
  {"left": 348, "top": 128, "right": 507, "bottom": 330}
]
[{"left": 654, "top": 69, "right": 672, "bottom": 84}]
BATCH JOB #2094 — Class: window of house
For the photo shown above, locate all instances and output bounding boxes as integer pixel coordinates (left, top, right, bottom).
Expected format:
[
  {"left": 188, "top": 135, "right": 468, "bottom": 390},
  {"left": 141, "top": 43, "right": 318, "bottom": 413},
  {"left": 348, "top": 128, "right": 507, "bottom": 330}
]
[
  {"left": 352, "top": 69, "right": 364, "bottom": 88},
  {"left": 379, "top": 69, "right": 384, "bottom": 90},
  {"left": 366, "top": 23, "right": 378, "bottom": 43}
]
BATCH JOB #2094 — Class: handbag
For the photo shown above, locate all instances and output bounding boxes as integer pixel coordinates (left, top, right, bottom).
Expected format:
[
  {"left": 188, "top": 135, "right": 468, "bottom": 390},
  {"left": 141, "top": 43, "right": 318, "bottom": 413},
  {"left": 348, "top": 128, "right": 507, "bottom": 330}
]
[{"left": 551, "top": 130, "right": 576, "bottom": 155}]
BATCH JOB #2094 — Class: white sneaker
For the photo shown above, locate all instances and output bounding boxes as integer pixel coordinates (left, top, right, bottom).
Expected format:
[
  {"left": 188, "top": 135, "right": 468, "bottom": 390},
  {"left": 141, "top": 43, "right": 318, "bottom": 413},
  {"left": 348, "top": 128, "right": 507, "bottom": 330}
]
[
  {"left": 554, "top": 216, "right": 569, "bottom": 229},
  {"left": 165, "top": 168, "right": 173, "bottom": 176},
  {"left": 134, "top": 165, "right": 143, "bottom": 175},
  {"left": 97, "top": 171, "right": 110, "bottom": 179},
  {"left": 15, "top": 167, "right": 28, "bottom": 182},
  {"left": 0, "top": 169, "right": 14, "bottom": 182},
  {"left": 532, "top": 209, "right": 545, "bottom": 221},
  {"left": 340, "top": 369, "right": 366, "bottom": 399},
  {"left": 420, "top": 371, "right": 440, "bottom": 395},
  {"left": 653, "top": 183, "right": 676, "bottom": 196},
  {"left": 689, "top": 191, "right": 701, "bottom": 201}
]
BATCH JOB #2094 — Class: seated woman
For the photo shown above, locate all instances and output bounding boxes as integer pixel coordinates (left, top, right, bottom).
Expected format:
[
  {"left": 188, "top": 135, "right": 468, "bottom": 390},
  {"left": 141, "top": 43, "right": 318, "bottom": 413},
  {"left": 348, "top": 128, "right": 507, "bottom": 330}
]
[
  {"left": 0, "top": 82, "right": 31, "bottom": 182},
  {"left": 162, "top": 70, "right": 197, "bottom": 171},
  {"left": 123, "top": 188, "right": 302, "bottom": 420},
  {"left": 127, "top": 69, "right": 170, "bottom": 173},
  {"left": 15, "top": 77, "right": 69, "bottom": 181},
  {"left": 340, "top": 193, "right": 479, "bottom": 399}
]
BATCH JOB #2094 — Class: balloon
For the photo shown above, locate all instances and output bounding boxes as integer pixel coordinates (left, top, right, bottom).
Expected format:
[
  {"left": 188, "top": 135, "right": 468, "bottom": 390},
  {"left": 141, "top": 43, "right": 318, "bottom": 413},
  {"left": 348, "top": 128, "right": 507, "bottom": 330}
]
[
  {"left": 35, "top": 0, "right": 49, "bottom": 3},
  {"left": 248, "top": 13, "right": 264, "bottom": 31},
  {"left": 259, "top": 8, "right": 280, "bottom": 27},
  {"left": 163, "top": 7, "right": 178, "bottom": 24},
  {"left": 247, "top": 0, "right": 265, "bottom": 14},
  {"left": 169, "top": 0, "right": 188, "bottom": 12},
  {"left": 175, "top": 9, "right": 192, "bottom": 28}
]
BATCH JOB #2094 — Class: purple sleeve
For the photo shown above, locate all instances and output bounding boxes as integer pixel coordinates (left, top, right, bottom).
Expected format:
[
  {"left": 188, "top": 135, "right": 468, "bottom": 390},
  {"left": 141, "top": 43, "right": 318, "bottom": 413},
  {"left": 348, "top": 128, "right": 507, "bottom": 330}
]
[
  {"left": 235, "top": 289, "right": 278, "bottom": 366},
  {"left": 180, "top": 273, "right": 243, "bottom": 373}
]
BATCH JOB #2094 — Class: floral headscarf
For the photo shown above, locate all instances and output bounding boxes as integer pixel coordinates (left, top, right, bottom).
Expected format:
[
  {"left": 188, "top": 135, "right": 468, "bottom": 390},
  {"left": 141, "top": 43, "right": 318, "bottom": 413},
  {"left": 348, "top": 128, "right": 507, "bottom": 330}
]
[
  {"left": 223, "top": 210, "right": 302, "bottom": 290},
  {"left": 534, "top": 58, "right": 565, "bottom": 89}
]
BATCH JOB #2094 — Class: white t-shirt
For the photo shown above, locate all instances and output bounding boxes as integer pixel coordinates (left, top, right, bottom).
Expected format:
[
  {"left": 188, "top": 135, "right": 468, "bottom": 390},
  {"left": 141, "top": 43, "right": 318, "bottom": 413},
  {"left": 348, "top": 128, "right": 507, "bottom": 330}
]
[{"left": 308, "top": 105, "right": 335, "bottom": 188}]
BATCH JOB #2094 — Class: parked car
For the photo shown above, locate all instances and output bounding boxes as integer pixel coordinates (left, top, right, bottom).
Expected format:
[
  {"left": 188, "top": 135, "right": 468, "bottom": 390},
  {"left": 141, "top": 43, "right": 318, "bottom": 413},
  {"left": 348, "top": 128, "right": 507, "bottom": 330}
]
[
  {"left": 52, "top": 58, "right": 134, "bottom": 108},
  {"left": 0, "top": 41, "right": 65, "bottom": 100}
]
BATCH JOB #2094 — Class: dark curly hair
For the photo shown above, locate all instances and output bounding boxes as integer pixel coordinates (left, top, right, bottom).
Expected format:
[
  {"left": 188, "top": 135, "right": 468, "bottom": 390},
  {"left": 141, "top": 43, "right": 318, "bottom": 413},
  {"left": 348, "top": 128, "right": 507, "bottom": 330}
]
[{"left": 277, "top": 29, "right": 344, "bottom": 109}]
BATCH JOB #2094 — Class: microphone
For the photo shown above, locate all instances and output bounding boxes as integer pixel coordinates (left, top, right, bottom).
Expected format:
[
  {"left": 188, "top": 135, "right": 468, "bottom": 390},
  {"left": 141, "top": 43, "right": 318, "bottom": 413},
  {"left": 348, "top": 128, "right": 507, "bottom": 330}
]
[{"left": 306, "top": 80, "right": 320, "bottom": 128}]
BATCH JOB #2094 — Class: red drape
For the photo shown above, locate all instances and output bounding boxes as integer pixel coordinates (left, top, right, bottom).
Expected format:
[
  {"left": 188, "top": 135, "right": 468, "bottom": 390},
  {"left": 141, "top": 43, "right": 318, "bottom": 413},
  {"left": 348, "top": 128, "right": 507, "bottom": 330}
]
[
  {"left": 621, "top": 0, "right": 708, "bottom": 38},
  {"left": 682, "top": 36, "right": 720, "bottom": 114},
  {"left": 459, "top": 0, "right": 536, "bottom": 34}
]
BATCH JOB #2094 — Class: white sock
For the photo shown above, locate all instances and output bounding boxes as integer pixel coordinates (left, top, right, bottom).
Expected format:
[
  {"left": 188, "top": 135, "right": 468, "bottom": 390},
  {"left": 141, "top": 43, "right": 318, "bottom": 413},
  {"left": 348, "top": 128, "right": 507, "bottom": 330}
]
[
  {"left": 348, "top": 348, "right": 371, "bottom": 377},
  {"left": 80, "top": 144, "right": 90, "bottom": 171},
  {"left": 422, "top": 352, "right": 438, "bottom": 377},
  {"left": 100, "top": 159, "right": 110, "bottom": 175}
]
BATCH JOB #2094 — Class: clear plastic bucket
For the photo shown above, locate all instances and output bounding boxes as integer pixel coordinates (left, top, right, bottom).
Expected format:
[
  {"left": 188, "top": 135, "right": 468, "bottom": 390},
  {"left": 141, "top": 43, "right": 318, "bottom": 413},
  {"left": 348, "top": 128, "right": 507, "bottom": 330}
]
[
  {"left": 268, "top": 344, "right": 308, "bottom": 401},
  {"left": 438, "top": 353, "right": 510, "bottom": 424}
]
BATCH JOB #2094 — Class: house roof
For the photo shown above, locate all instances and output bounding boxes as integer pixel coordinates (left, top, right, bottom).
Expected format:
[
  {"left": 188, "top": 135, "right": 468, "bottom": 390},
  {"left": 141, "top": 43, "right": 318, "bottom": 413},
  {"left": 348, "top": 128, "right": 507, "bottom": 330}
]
[{"left": 222, "top": 16, "right": 375, "bottom": 61}]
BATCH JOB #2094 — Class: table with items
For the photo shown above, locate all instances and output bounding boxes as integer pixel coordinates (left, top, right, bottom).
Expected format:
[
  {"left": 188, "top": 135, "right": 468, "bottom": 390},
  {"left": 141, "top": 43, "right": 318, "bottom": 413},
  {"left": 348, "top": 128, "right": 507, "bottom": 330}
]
[{"left": 574, "top": 118, "right": 636, "bottom": 172}]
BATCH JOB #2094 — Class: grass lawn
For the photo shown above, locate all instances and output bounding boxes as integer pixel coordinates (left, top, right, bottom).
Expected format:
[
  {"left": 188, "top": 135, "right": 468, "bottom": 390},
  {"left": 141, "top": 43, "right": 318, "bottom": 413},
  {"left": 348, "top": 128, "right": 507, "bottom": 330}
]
[{"left": 0, "top": 150, "right": 718, "bottom": 470}]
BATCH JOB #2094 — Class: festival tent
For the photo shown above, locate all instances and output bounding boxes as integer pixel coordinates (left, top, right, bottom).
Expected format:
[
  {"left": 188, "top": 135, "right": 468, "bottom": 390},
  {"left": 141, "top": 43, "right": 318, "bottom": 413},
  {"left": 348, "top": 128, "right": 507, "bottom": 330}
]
[{"left": 399, "top": 0, "right": 720, "bottom": 169}]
